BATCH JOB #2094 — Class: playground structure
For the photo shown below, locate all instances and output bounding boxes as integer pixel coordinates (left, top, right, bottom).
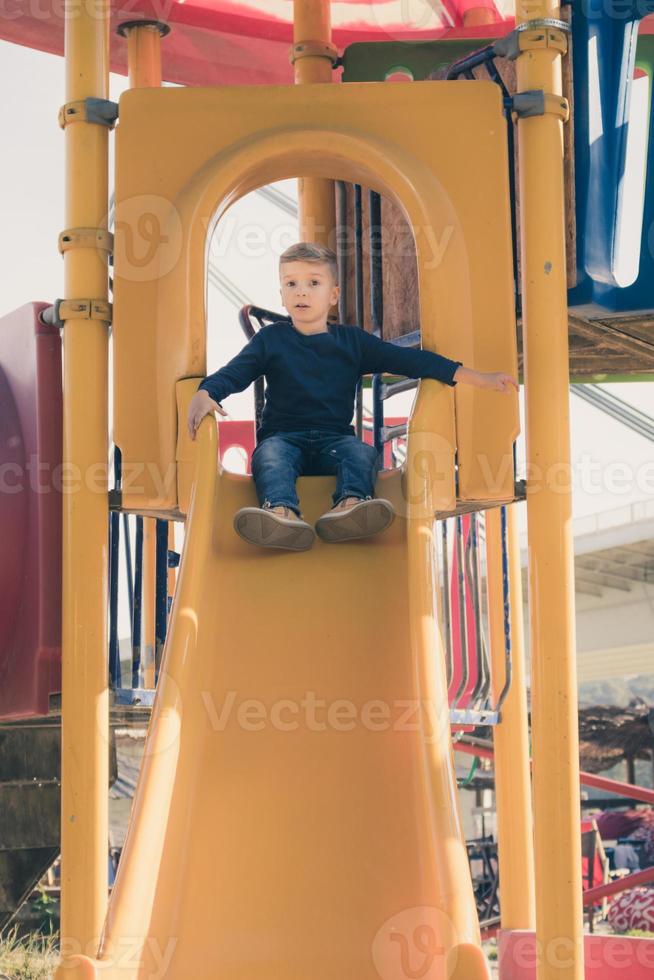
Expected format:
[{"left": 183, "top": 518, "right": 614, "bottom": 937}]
[{"left": 0, "top": 0, "right": 653, "bottom": 977}]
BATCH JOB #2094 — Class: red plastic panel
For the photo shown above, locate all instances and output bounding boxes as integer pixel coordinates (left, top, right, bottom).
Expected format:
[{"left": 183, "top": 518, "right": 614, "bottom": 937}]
[
  {"left": 0, "top": 303, "right": 62, "bottom": 720},
  {"left": 0, "top": 0, "right": 514, "bottom": 88},
  {"left": 581, "top": 820, "right": 606, "bottom": 893},
  {"left": 217, "top": 420, "right": 256, "bottom": 469},
  {"left": 499, "top": 929, "right": 654, "bottom": 979}
]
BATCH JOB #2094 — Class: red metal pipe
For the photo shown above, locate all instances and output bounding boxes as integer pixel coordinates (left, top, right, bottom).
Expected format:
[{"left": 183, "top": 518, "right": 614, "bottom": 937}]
[
  {"left": 583, "top": 866, "right": 654, "bottom": 906},
  {"left": 456, "top": 740, "right": 494, "bottom": 761},
  {"left": 455, "top": 740, "right": 654, "bottom": 805},
  {"left": 580, "top": 771, "right": 654, "bottom": 806}
]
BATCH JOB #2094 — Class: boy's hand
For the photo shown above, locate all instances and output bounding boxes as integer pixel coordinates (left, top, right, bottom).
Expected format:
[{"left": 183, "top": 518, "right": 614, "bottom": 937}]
[
  {"left": 187, "top": 390, "right": 228, "bottom": 440},
  {"left": 479, "top": 371, "right": 519, "bottom": 394},
  {"left": 455, "top": 366, "right": 519, "bottom": 393}
]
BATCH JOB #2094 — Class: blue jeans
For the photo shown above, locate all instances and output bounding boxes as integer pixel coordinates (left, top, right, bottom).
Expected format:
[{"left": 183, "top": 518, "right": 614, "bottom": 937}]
[{"left": 250, "top": 430, "right": 383, "bottom": 519}]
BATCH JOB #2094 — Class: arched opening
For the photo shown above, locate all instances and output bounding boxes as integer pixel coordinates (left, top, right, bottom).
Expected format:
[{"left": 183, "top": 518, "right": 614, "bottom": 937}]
[{"left": 204, "top": 176, "right": 420, "bottom": 477}]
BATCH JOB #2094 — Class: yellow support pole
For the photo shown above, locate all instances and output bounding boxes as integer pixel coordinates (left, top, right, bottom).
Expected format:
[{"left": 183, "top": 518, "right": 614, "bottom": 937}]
[
  {"left": 515, "top": 0, "right": 584, "bottom": 975},
  {"left": 292, "top": 0, "right": 337, "bottom": 247},
  {"left": 487, "top": 506, "right": 536, "bottom": 930},
  {"left": 117, "top": 19, "right": 169, "bottom": 88},
  {"left": 59, "top": 0, "right": 110, "bottom": 957},
  {"left": 118, "top": 20, "right": 166, "bottom": 691},
  {"left": 125, "top": 24, "right": 163, "bottom": 87}
]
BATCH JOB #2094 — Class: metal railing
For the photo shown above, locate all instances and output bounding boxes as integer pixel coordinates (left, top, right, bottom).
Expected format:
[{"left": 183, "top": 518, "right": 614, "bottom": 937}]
[
  {"left": 443, "top": 509, "right": 512, "bottom": 728},
  {"left": 108, "top": 446, "right": 175, "bottom": 707}
]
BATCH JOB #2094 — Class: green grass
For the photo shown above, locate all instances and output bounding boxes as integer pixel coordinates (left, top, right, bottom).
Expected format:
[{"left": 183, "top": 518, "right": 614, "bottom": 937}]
[
  {"left": 0, "top": 924, "right": 59, "bottom": 980},
  {"left": 482, "top": 936, "right": 498, "bottom": 961}
]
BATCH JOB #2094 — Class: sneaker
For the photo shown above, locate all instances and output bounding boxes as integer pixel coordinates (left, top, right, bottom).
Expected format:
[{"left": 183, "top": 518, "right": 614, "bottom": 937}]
[
  {"left": 315, "top": 497, "right": 395, "bottom": 543},
  {"left": 233, "top": 505, "right": 316, "bottom": 551}
]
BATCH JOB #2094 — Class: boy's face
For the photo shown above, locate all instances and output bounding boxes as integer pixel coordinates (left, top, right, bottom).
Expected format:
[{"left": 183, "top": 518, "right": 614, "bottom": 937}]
[{"left": 279, "top": 260, "right": 340, "bottom": 325}]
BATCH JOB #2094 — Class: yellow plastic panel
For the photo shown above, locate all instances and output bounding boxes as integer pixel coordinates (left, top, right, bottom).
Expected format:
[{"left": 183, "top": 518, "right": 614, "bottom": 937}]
[
  {"left": 453, "top": 282, "right": 520, "bottom": 502},
  {"left": 113, "top": 81, "right": 517, "bottom": 513},
  {"left": 55, "top": 380, "right": 490, "bottom": 980}
]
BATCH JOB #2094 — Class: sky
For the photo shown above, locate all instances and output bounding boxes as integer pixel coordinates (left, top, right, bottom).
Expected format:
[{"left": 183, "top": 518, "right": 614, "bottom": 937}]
[{"left": 2, "top": 38, "right": 653, "bottom": 577}]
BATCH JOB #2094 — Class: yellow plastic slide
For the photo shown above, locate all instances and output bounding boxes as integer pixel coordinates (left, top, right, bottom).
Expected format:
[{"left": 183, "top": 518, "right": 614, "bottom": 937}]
[{"left": 63, "top": 391, "right": 490, "bottom": 980}]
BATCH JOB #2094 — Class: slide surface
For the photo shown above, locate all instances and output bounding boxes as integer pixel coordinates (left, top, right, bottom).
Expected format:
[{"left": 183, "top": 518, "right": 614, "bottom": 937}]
[{"left": 62, "top": 412, "right": 490, "bottom": 980}]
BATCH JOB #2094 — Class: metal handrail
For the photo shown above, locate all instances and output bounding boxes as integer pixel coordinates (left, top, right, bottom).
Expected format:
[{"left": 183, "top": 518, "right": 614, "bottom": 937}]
[
  {"left": 442, "top": 509, "right": 512, "bottom": 726},
  {"left": 451, "top": 516, "right": 470, "bottom": 711},
  {"left": 441, "top": 522, "right": 453, "bottom": 688},
  {"left": 467, "top": 513, "right": 491, "bottom": 709},
  {"left": 379, "top": 377, "right": 418, "bottom": 398},
  {"left": 494, "top": 506, "right": 513, "bottom": 714}
]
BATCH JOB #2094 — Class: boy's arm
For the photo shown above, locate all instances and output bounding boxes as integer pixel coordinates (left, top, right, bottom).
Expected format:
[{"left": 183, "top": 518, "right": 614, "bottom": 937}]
[
  {"left": 359, "top": 331, "right": 519, "bottom": 393},
  {"left": 188, "top": 330, "right": 267, "bottom": 440},
  {"left": 197, "top": 330, "right": 266, "bottom": 404},
  {"left": 359, "top": 330, "right": 462, "bottom": 386}
]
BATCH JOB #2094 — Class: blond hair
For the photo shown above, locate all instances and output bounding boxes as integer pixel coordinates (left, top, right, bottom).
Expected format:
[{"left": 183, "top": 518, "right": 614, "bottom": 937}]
[{"left": 279, "top": 241, "right": 338, "bottom": 285}]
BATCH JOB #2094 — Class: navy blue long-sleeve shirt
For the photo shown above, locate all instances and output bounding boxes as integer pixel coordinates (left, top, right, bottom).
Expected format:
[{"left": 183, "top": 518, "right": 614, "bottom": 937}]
[{"left": 197, "top": 320, "right": 462, "bottom": 442}]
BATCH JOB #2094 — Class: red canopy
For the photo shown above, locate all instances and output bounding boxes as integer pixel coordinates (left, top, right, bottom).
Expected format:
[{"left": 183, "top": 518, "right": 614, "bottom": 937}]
[{"left": 1, "top": 0, "right": 514, "bottom": 87}]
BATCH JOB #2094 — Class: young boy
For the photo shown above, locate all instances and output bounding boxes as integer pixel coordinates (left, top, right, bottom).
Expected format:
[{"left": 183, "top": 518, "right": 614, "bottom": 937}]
[{"left": 187, "top": 241, "right": 518, "bottom": 552}]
